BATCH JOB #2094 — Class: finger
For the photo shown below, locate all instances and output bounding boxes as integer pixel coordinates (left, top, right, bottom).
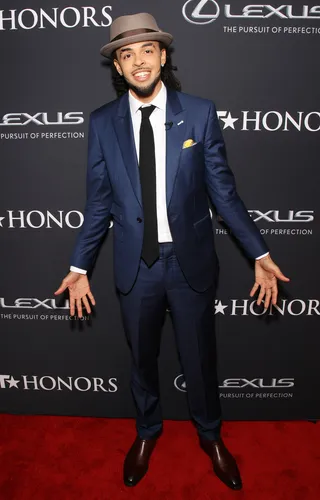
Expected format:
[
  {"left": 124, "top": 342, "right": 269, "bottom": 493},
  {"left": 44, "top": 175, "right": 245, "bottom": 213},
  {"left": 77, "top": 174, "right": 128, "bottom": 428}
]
[
  {"left": 76, "top": 298, "right": 83, "bottom": 318},
  {"left": 271, "top": 284, "right": 278, "bottom": 305},
  {"left": 257, "top": 287, "right": 265, "bottom": 306},
  {"left": 274, "top": 268, "right": 290, "bottom": 282},
  {"left": 250, "top": 282, "right": 259, "bottom": 297},
  {"left": 87, "top": 290, "right": 96, "bottom": 306},
  {"left": 82, "top": 296, "right": 91, "bottom": 315},
  {"left": 54, "top": 280, "right": 68, "bottom": 295},
  {"left": 70, "top": 297, "right": 76, "bottom": 317},
  {"left": 264, "top": 289, "right": 272, "bottom": 309}
]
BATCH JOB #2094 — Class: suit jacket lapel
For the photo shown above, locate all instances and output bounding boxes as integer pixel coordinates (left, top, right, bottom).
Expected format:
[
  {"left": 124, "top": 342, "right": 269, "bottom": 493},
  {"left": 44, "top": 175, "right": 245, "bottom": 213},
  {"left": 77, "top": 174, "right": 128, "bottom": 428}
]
[
  {"left": 165, "top": 89, "right": 186, "bottom": 207},
  {"left": 113, "top": 93, "right": 142, "bottom": 207}
]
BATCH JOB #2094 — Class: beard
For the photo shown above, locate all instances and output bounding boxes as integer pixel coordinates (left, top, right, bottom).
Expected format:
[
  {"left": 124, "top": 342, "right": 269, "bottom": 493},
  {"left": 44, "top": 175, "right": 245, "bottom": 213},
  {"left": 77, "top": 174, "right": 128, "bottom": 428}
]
[{"left": 125, "top": 72, "right": 161, "bottom": 98}]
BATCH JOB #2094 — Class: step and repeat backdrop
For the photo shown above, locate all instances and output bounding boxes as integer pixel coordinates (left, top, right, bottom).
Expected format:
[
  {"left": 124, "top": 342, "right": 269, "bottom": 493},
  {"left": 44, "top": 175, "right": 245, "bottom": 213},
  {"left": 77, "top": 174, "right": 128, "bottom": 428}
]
[{"left": 0, "top": 0, "right": 319, "bottom": 421}]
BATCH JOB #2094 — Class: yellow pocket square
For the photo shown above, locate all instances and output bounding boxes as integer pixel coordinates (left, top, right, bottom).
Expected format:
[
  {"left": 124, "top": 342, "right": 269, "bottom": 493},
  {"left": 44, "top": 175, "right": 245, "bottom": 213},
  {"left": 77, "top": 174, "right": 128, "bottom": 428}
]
[{"left": 183, "top": 139, "right": 196, "bottom": 149}]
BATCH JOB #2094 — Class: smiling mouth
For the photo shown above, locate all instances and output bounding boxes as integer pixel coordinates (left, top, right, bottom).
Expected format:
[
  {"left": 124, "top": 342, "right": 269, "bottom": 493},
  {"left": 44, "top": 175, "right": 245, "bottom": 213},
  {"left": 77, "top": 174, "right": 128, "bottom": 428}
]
[{"left": 132, "top": 71, "right": 151, "bottom": 81}]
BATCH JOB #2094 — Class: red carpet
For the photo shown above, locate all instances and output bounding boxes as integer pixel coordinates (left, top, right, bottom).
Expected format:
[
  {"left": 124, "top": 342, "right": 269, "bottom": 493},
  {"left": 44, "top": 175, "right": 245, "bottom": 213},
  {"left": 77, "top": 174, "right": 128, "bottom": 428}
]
[{"left": 0, "top": 416, "right": 319, "bottom": 500}]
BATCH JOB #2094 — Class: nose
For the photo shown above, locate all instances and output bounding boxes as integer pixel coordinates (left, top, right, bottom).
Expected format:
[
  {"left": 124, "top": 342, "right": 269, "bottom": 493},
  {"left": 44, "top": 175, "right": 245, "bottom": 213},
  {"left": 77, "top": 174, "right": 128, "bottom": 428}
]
[{"left": 133, "top": 54, "right": 145, "bottom": 67}]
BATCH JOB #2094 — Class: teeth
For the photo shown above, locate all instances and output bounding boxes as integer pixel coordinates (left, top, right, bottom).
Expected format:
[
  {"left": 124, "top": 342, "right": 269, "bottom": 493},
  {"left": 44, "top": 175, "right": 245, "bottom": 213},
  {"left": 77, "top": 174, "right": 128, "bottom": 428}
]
[{"left": 135, "top": 72, "right": 149, "bottom": 77}]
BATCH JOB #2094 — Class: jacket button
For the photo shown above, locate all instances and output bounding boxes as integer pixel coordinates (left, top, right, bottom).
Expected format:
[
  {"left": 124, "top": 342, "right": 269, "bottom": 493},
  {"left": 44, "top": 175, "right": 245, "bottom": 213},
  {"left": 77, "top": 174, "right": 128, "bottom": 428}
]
[{"left": 137, "top": 217, "right": 142, "bottom": 223}]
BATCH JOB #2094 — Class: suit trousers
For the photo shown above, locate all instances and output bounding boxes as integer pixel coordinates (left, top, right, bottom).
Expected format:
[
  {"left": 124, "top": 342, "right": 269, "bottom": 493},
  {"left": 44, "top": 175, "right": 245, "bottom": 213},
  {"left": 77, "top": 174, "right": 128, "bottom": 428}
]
[{"left": 119, "top": 242, "right": 222, "bottom": 441}]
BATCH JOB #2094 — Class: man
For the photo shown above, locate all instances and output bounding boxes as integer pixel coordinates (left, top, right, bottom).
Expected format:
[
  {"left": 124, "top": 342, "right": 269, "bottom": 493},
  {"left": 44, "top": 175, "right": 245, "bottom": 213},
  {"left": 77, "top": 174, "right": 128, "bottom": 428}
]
[{"left": 55, "top": 13, "right": 289, "bottom": 490}]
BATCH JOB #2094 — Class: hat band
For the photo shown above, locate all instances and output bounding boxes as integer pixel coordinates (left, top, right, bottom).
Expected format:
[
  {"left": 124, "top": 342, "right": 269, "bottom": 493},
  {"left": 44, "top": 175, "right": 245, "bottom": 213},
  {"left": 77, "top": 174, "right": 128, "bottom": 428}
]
[{"left": 111, "top": 27, "right": 158, "bottom": 42}]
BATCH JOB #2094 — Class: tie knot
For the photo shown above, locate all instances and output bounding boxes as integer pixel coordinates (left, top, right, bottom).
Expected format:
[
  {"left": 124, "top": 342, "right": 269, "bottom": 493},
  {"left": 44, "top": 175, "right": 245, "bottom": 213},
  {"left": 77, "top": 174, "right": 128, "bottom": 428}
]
[{"left": 140, "top": 105, "right": 156, "bottom": 120}]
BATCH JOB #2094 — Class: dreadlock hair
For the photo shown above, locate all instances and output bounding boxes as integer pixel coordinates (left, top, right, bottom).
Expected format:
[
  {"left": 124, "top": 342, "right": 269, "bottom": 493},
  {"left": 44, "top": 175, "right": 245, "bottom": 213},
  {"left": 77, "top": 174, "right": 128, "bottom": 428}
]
[{"left": 111, "top": 42, "right": 181, "bottom": 97}]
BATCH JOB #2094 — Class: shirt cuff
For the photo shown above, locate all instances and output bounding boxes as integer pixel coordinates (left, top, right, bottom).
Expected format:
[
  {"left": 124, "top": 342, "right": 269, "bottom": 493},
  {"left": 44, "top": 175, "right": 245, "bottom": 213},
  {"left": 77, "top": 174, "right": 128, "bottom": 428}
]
[
  {"left": 70, "top": 266, "right": 87, "bottom": 275},
  {"left": 255, "top": 252, "right": 270, "bottom": 261}
]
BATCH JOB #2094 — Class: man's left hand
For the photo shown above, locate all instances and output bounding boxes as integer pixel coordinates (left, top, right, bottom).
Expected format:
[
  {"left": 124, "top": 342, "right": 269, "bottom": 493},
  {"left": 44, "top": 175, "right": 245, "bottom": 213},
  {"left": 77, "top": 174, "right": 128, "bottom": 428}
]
[{"left": 250, "top": 255, "right": 290, "bottom": 309}]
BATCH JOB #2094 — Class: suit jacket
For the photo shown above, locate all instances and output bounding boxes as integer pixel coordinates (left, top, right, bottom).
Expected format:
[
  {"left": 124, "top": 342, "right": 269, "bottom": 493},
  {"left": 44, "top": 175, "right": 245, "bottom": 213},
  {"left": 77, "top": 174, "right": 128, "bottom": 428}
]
[{"left": 70, "top": 87, "right": 268, "bottom": 293}]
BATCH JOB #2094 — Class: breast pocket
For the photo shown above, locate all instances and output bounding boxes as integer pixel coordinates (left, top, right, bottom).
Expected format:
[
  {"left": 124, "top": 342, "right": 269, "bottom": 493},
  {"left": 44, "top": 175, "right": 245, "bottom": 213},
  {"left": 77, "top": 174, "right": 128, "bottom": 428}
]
[{"left": 181, "top": 141, "right": 203, "bottom": 157}]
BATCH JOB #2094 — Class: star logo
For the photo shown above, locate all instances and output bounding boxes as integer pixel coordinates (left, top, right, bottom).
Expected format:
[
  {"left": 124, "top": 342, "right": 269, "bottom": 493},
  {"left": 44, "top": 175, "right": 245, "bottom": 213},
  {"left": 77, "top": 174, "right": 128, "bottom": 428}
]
[
  {"left": 214, "top": 300, "right": 228, "bottom": 315},
  {"left": 217, "top": 111, "right": 239, "bottom": 130},
  {"left": 0, "top": 216, "right": 5, "bottom": 227},
  {"left": 7, "top": 376, "right": 20, "bottom": 388}
]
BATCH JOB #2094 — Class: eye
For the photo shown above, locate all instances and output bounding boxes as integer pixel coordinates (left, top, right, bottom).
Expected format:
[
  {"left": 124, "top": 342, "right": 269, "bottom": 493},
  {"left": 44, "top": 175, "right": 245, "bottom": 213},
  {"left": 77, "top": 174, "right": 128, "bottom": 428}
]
[
  {"left": 123, "top": 53, "right": 131, "bottom": 60},
  {"left": 145, "top": 49, "right": 153, "bottom": 54}
]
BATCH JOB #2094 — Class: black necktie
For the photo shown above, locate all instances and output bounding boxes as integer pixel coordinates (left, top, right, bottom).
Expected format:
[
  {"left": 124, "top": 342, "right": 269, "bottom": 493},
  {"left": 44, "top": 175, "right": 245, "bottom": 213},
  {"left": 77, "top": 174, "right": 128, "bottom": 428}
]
[{"left": 139, "top": 105, "right": 159, "bottom": 267}]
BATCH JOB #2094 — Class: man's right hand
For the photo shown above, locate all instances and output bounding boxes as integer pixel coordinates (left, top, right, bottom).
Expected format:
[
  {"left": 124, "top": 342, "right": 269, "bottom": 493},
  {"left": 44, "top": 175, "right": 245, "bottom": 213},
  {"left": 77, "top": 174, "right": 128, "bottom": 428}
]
[{"left": 54, "top": 272, "right": 96, "bottom": 318}]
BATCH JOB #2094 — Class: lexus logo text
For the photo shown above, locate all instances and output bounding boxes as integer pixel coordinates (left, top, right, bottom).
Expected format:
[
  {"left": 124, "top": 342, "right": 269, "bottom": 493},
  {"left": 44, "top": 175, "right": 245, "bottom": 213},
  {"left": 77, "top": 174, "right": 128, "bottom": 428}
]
[
  {"left": 0, "top": 112, "right": 84, "bottom": 126},
  {"left": 248, "top": 210, "right": 314, "bottom": 223},
  {"left": 182, "top": 1, "right": 320, "bottom": 25},
  {"left": 220, "top": 378, "right": 295, "bottom": 389}
]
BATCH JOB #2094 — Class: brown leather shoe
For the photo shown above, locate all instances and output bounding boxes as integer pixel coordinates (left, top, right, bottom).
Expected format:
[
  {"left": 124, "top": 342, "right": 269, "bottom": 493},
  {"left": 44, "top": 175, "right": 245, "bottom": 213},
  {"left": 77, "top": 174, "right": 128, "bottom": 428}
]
[
  {"left": 123, "top": 435, "right": 158, "bottom": 487},
  {"left": 199, "top": 436, "right": 242, "bottom": 490}
]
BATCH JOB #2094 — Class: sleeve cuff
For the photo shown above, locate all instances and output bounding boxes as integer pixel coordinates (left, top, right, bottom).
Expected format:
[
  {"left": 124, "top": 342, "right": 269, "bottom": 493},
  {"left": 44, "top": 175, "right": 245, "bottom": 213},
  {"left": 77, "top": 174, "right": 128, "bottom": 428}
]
[
  {"left": 70, "top": 266, "right": 87, "bottom": 275},
  {"left": 255, "top": 252, "right": 270, "bottom": 261}
]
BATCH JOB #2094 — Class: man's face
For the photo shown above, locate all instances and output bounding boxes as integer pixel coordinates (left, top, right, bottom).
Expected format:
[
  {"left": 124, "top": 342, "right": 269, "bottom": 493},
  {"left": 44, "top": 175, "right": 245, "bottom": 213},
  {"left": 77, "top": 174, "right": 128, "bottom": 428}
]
[{"left": 114, "top": 40, "right": 166, "bottom": 98}]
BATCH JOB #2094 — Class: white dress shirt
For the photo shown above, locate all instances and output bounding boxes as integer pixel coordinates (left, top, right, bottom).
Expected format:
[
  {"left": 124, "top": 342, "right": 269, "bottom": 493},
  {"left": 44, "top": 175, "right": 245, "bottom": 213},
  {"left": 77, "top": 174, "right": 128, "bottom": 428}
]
[
  {"left": 129, "top": 81, "right": 172, "bottom": 243},
  {"left": 70, "top": 84, "right": 268, "bottom": 274}
]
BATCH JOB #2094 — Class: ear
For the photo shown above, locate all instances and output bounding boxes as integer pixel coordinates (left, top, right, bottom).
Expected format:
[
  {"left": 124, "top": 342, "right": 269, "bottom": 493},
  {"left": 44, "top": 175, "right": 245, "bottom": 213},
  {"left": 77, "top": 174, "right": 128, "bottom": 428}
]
[
  {"left": 160, "top": 48, "right": 167, "bottom": 67},
  {"left": 113, "top": 59, "right": 123, "bottom": 76}
]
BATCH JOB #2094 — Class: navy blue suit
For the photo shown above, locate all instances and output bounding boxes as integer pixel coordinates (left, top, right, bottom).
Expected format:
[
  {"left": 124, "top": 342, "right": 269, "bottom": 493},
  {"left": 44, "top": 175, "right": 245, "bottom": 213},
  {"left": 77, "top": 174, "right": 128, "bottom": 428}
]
[{"left": 71, "top": 87, "right": 268, "bottom": 439}]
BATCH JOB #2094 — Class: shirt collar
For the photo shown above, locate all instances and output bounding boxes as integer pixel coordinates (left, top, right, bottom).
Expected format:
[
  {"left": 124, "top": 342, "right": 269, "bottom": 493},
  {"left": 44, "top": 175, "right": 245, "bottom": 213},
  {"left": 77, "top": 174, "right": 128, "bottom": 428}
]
[{"left": 128, "top": 81, "right": 167, "bottom": 115}]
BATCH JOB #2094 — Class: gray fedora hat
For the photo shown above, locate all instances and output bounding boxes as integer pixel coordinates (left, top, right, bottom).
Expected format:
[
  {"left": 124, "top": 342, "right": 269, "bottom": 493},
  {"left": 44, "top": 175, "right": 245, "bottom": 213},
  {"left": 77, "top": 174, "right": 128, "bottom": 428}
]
[{"left": 100, "top": 13, "right": 173, "bottom": 58}]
